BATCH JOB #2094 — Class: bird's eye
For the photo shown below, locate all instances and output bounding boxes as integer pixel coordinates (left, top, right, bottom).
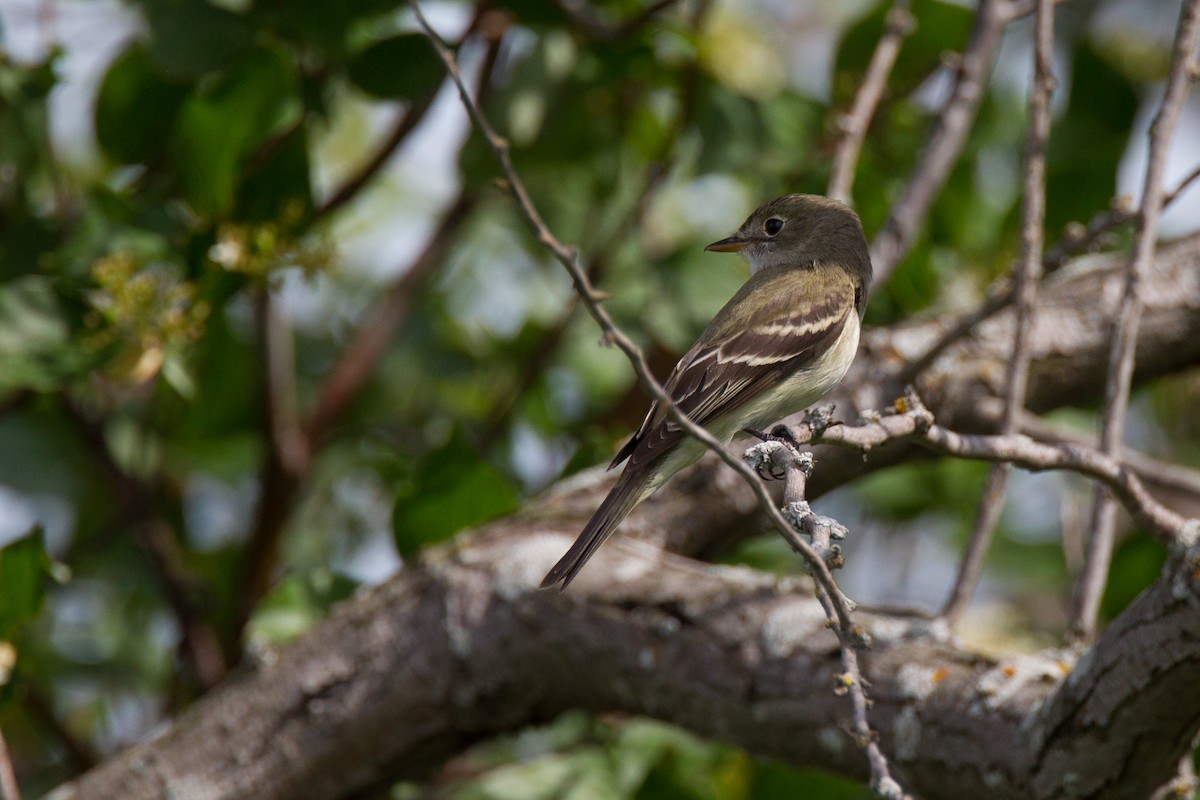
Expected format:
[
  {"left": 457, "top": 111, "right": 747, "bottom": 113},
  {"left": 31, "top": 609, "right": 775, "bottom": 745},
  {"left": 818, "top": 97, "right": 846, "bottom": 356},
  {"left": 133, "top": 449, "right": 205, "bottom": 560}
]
[{"left": 764, "top": 218, "right": 784, "bottom": 236}]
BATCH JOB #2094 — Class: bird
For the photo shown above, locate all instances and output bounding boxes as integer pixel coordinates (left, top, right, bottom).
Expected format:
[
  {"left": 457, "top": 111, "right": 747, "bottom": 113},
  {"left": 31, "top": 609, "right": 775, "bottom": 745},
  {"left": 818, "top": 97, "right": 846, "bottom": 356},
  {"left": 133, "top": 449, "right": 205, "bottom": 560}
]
[{"left": 540, "top": 194, "right": 873, "bottom": 591}]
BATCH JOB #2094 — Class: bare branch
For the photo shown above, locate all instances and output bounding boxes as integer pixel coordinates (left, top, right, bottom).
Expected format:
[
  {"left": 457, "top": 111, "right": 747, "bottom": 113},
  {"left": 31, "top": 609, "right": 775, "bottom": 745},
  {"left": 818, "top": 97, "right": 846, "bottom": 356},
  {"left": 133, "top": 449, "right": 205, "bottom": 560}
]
[
  {"left": 941, "top": 0, "right": 1054, "bottom": 626},
  {"left": 45, "top": 490, "right": 1200, "bottom": 800},
  {"left": 869, "top": 0, "right": 1009, "bottom": 287},
  {"left": 1071, "top": 0, "right": 1200, "bottom": 644},
  {"left": 780, "top": 391, "right": 1194, "bottom": 548},
  {"left": 479, "top": 0, "right": 710, "bottom": 450},
  {"left": 309, "top": 5, "right": 493, "bottom": 223},
  {"left": 0, "top": 722, "right": 21, "bottom": 800},
  {"left": 553, "top": 0, "right": 680, "bottom": 41},
  {"left": 311, "top": 96, "right": 437, "bottom": 224},
  {"left": 750, "top": 441, "right": 903, "bottom": 797},
  {"left": 898, "top": 164, "right": 1200, "bottom": 387},
  {"left": 257, "top": 290, "right": 307, "bottom": 479},
  {"left": 408, "top": 1, "right": 898, "bottom": 791},
  {"left": 828, "top": 0, "right": 914, "bottom": 205}
]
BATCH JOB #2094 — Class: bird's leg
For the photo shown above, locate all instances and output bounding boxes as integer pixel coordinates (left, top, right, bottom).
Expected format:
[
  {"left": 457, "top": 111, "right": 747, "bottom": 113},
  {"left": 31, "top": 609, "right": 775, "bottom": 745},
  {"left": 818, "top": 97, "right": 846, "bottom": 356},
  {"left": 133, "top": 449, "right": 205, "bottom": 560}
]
[
  {"left": 743, "top": 425, "right": 800, "bottom": 447},
  {"left": 768, "top": 423, "right": 801, "bottom": 446}
]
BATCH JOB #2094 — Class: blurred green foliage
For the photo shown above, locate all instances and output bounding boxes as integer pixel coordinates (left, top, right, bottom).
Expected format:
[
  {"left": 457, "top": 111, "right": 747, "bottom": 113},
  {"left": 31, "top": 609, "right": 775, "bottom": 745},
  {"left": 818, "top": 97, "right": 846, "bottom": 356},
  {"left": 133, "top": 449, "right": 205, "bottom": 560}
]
[{"left": 0, "top": 0, "right": 1191, "bottom": 796}]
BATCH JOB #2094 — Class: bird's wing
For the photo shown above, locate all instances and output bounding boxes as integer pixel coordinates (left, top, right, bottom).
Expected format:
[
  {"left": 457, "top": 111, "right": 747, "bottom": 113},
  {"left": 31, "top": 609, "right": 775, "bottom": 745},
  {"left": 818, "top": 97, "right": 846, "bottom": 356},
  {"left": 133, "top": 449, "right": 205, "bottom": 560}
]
[{"left": 610, "top": 271, "right": 855, "bottom": 471}]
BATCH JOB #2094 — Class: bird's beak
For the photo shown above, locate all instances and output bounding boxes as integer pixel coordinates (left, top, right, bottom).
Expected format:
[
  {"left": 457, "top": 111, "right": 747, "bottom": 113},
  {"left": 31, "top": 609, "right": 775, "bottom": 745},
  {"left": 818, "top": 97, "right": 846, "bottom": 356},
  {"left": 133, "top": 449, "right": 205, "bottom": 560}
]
[{"left": 704, "top": 234, "right": 748, "bottom": 253}]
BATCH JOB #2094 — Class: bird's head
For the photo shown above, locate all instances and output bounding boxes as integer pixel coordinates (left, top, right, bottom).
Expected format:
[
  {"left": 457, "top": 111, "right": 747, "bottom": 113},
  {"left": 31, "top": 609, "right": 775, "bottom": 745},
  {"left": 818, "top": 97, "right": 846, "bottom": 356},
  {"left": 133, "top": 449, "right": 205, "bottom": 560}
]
[{"left": 705, "top": 194, "right": 872, "bottom": 289}]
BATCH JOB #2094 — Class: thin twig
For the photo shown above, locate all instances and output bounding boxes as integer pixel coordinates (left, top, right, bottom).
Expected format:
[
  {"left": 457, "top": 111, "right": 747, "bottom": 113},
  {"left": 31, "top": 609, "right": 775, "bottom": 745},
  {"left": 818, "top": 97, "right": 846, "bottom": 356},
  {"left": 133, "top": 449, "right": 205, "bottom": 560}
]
[
  {"left": 61, "top": 399, "right": 229, "bottom": 689},
  {"left": 828, "top": 0, "right": 914, "bottom": 205},
  {"left": 941, "top": 0, "right": 1054, "bottom": 626},
  {"left": 476, "top": 178, "right": 659, "bottom": 450},
  {"left": 784, "top": 391, "right": 1195, "bottom": 547},
  {"left": 1071, "top": 0, "right": 1200, "bottom": 644},
  {"left": 258, "top": 290, "right": 307, "bottom": 478},
  {"left": 312, "top": 95, "right": 437, "bottom": 223},
  {"left": 1004, "top": 406, "right": 1200, "bottom": 504},
  {"left": 479, "top": 0, "right": 710, "bottom": 451},
  {"left": 748, "top": 443, "right": 900, "bottom": 797},
  {"left": 869, "top": 0, "right": 1008, "bottom": 287},
  {"left": 554, "top": 0, "right": 679, "bottom": 40},
  {"left": 20, "top": 682, "right": 97, "bottom": 775},
  {"left": 409, "top": 4, "right": 905, "bottom": 795},
  {"left": 0, "top": 722, "right": 20, "bottom": 800},
  {"left": 310, "top": 5, "right": 491, "bottom": 223},
  {"left": 899, "top": 164, "right": 1200, "bottom": 383}
]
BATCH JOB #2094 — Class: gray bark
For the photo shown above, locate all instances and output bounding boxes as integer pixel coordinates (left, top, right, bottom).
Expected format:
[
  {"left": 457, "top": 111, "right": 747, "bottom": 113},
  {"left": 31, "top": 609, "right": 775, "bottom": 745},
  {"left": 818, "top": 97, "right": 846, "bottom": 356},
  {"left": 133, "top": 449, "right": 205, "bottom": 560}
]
[{"left": 47, "top": 234, "right": 1200, "bottom": 799}]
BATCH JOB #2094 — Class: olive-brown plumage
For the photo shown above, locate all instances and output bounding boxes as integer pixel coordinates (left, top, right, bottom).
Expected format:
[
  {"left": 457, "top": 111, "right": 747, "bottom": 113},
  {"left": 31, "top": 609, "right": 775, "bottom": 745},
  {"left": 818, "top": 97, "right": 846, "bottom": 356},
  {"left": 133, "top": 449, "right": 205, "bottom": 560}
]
[{"left": 541, "top": 195, "right": 872, "bottom": 591}]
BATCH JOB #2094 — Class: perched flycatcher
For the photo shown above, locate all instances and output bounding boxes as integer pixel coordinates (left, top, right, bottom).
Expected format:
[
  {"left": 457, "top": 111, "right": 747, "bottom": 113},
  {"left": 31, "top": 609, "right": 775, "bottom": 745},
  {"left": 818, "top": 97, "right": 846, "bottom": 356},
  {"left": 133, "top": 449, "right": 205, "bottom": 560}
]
[{"left": 541, "top": 194, "right": 872, "bottom": 591}]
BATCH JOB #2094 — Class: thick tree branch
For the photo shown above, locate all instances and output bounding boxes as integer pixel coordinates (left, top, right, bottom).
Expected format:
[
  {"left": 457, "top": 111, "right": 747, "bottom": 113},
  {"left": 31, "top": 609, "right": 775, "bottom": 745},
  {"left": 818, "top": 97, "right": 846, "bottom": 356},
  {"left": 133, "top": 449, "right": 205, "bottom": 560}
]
[
  {"left": 45, "top": 486, "right": 1200, "bottom": 800},
  {"left": 44, "top": 220, "right": 1200, "bottom": 800}
]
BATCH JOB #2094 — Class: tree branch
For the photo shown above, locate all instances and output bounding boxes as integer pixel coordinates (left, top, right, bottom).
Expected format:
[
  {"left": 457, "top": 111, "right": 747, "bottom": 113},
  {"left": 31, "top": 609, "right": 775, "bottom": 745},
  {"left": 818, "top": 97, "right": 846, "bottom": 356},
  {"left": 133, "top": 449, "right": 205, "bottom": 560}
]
[
  {"left": 941, "top": 0, "right": 1054, "bottom": 626},
  {"left": 828, "top": 0, "right": 914, "bottom": 205},
  {"left": 45, "top": 482, "right": 1200, "bottom": 800},
  {"left": 1071, "top": 0, "right": 1200, "bottom": 644},
  {"left": 780, "top": 391, "right": 1194, "bottom": 548},
  {"left": 408, "top": 2, "right": 900, "bottom": 791},
  {"left": 869, "top": 0, "right": 1009, "bottom": 287},
  {"left": 0, "top": 722, "right": 21, "bottom": 800}
]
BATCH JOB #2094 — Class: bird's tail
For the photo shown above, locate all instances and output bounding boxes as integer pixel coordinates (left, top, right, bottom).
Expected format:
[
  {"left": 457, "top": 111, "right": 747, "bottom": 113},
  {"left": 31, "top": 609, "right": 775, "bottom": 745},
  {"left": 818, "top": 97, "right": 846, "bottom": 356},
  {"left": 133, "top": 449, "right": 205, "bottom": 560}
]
[{"left": 540, "top": 471, "right": 648, "bottom": 592}]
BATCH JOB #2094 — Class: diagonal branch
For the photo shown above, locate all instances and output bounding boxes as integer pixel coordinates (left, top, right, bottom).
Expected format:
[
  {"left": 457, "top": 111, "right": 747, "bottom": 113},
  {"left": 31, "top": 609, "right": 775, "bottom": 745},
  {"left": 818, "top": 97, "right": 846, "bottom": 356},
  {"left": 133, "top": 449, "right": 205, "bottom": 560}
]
[
  {"left": 902, "top": 165, "right": 1200, "bottom": 384},
  {"left": 44, "top": 479, "right": 1200, "bottom": 800},
  {"left": 309, "top": 4, "right": 492, "bottom": 224},
  {"left": 869, "top": 0, "right": 1009, "bottom": 287},
  {"left": 408, "top": 2, "right": 903, "bottom": 794},
  {"left": 828, "top": 0, "right": 914, "bottom": 205},
  {"left": 1071, "top": 0, "right": 1200, "bottom": 644},
  {"left": 940, "top": 0, "right": 1054, "bottom": 626}
]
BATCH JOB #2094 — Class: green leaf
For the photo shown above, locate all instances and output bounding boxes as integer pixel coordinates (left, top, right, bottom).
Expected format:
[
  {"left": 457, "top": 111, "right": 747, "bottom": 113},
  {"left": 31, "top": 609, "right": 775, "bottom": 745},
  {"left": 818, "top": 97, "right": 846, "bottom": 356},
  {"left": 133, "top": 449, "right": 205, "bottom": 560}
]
[
  {"left": 1101, "top": 533, "right": 1165, "bottom": 622},
  {"left": 95, "top": 44, "right": 191, "bottom": 164},
  {"left": 141, "top": 0, "right": 253, "bottom": 79},
  {"left": 750, "top": 760, "right": 874, "bottom": 799},
  {"left": 1045, "top": 44, "right": 1138, "bottom": 234},
  {"left": 0, "top": 276, "right": 88, "bottom": 393},
  {"left": 171, "top": 47, "right": 299, "bottom": 217},
  {"left": 346, "top": 34, "right": 443, "bottom": 100},
  {"left": 0, "top": 529, "right": 52, "bottom": 638},
  {"left": 246, "top": 568, "right": 359, "bottom": 645},
  {"left": 834, "top": 0, "right": 973, "bottom": 105},
  {"left": 236, "top": 123, "right": 313, "bottom": 224},
  {"left": 392, "top": 433, "right": 519, "bottom": 557}
]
